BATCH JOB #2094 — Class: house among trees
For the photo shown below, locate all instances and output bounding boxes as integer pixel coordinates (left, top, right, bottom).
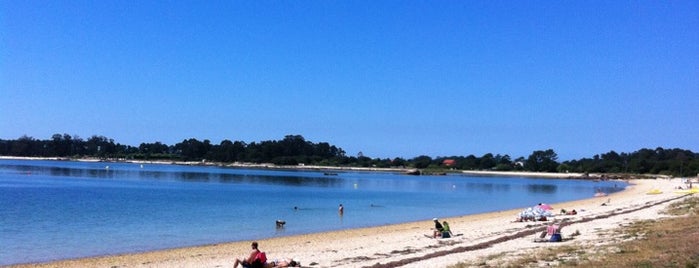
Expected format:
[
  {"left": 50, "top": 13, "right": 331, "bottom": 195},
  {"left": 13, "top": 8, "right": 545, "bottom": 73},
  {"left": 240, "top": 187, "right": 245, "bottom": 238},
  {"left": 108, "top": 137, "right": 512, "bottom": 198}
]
[{"left": 442, "top": 159, "right": 456, "bottom": 167}]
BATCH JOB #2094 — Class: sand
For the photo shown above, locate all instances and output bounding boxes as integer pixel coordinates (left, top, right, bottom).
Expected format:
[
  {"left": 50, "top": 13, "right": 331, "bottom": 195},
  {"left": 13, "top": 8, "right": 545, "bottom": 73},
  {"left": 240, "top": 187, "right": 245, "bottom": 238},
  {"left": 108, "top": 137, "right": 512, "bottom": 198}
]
[{"left": 7, "top": 176, "right": 695, "bottom": 268}]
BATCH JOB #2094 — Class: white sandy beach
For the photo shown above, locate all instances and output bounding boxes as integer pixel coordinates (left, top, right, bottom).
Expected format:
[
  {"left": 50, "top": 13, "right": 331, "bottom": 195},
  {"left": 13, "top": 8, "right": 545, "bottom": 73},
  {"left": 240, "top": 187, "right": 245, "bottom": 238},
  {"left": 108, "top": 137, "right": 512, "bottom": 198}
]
[{"left": 7, "top": 176, "right": 696, "bottom": 268}]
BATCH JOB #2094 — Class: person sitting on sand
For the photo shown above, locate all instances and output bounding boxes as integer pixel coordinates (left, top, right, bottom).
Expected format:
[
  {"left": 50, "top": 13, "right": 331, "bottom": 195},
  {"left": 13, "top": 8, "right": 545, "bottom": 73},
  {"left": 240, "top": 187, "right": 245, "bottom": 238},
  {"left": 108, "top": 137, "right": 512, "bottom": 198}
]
[
  {"left": 440, "top": 221, "right": 453, "bottom": 238},
  {"left": 547, "top": 221, "right": 563, "bottom": 242},
  {"left": 234, "top": 241, "right": 266, "bottom": 268},
  {"left": 432, "top": 218, "right": 444, "bottom": 238}
]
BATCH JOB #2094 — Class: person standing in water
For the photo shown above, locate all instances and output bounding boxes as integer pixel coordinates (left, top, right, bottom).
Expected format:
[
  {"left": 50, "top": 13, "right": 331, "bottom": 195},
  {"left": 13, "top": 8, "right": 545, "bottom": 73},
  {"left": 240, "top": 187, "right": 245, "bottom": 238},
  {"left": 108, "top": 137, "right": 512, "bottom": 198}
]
[{"left": 338, "top": 204, "right": 344, "bottom": 215}]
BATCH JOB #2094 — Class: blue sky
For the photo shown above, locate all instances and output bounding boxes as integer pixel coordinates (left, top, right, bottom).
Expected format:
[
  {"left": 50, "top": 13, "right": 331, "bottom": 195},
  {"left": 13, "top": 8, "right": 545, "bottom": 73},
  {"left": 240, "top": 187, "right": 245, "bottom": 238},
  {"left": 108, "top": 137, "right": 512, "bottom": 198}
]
[{"left": 2, "top": 1, "right": 698, "bottom": 160}]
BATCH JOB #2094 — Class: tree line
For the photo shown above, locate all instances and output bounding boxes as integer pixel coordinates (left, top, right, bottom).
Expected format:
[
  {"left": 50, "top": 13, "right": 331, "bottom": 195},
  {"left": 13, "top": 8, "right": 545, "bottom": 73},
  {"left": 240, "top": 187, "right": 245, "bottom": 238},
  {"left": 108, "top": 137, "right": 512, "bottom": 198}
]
[{"left": 1, "top": 134, "right": 697, "bottom": 177}]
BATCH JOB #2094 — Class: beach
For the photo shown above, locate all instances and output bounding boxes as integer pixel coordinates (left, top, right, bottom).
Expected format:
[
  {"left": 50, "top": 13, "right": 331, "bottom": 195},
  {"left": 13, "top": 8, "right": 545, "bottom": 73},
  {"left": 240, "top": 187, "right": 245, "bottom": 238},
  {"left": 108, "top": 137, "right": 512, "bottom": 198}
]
[{"left": 6, "top": 176, "right": 694, "bottom": 268}]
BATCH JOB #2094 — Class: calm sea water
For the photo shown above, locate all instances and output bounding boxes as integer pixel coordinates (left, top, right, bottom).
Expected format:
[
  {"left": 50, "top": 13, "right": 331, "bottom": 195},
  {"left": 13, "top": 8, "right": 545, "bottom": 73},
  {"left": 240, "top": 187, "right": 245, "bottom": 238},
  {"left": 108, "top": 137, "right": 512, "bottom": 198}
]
[{"left": 0, "top": 159, "right": 624, "bottom": 265}]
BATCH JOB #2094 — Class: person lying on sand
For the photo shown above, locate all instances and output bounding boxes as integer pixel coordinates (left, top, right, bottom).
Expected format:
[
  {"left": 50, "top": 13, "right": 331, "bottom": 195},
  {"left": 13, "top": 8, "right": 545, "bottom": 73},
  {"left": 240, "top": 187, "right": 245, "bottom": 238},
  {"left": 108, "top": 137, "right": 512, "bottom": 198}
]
[
  {"left": 265, "top": 257, "right": 301, "bottom": 267},
  {"left": 560, "top": 209, "right": 577, "bottom": 215}
]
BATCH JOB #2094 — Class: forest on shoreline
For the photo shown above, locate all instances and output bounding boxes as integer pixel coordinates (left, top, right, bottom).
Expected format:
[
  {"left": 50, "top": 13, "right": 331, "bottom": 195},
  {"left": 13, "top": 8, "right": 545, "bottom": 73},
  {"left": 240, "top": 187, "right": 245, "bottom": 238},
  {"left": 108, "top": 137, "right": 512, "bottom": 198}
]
[{"left": 1, "top": 134, "right": 697, "bottom": 177}]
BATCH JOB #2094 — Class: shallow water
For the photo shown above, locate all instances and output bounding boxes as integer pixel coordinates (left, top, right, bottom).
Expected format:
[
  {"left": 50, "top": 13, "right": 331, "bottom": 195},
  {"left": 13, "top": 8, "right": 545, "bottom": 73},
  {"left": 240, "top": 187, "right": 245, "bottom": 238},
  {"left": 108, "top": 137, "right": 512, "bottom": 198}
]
[{"left": 0, "top": 159, "right": 624, "bottom": 265}]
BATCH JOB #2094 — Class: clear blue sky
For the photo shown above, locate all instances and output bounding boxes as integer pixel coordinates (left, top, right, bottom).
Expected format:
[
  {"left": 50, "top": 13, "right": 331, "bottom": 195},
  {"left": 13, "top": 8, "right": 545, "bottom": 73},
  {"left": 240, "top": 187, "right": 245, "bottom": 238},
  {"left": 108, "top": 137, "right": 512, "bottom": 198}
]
[{"left": 2, "top": 1, "right": 698, "bottom": 160}]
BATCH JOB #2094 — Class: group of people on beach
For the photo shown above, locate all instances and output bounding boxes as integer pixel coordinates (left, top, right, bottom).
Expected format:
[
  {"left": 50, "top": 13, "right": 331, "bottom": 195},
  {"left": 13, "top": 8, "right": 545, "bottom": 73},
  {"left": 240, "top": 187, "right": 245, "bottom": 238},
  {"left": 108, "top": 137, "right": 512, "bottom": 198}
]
[
  {"left": 233, "top": 242, "right": 300, "bottom": 268},
  {"left": 431, "top": 218, "right": 453, "bottom": 238},
  {"left": 237, "top": 212, "right": 565, "bottom": 268}
]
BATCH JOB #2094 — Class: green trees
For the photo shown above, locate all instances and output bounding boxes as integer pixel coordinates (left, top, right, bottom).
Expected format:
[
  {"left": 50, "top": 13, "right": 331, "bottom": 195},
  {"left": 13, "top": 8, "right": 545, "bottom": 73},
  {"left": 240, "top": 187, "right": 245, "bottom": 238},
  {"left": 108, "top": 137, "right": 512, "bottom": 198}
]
[
  {"left": 494, "top": 154, "right": 513, "bottom": 171},
  {"left": 0, "top": 134, "right": 697, "bottom": 176},
  {"left": 525, "top": 149, "right": 559, "bottom": 172},
  {"left": 138, "top": 142, "right": 171, "bottom": 160},
  {"left": 412, "top": 155, "right": 433, "bottom": 169},
  {"left": 85, "top": 135, "right": 117, "bottom": 158},
  {"left": 50, "top": 134, "right": 74, "bottom": 157},
  {"left": 174, "top": 138, "right": 212, "bottom": 161},
  {"left": 560, "top": 148, "right": 698, "bottom": 177},
  {"left": 479, "top": 153, "right": 496, "bottom": 170}
]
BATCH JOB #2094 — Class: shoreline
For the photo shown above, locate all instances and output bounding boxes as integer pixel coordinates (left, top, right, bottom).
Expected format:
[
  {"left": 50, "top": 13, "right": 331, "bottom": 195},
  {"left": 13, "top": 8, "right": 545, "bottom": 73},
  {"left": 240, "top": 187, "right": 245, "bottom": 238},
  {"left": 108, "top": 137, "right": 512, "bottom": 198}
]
[
  {"left": 0, "top": 156, "right": 604, "bottom": 178},
  {"left": 7, "top": 177, "right": 694, "bottom": 268},
  {"left": 460, "top": 170, "right": 585, "bottom": 178}
]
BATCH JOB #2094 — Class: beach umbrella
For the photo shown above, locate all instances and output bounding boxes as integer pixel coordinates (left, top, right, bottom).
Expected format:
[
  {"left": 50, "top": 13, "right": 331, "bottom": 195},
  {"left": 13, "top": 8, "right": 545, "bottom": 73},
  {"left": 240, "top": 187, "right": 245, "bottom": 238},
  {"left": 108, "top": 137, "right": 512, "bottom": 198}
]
[{"left": 538, "top": 204, "right": 553, "bottom": 210}]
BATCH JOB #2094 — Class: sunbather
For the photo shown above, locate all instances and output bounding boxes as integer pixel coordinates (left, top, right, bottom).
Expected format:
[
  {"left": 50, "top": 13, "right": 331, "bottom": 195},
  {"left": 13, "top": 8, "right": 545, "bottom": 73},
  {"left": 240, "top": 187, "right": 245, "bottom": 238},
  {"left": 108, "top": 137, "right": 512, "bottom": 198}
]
[
  {"left": 560, "top": 209, "right": 577, "bottom": 215},
  {"left": 266, "top": 257, "right": 301, "bottom": 267}
]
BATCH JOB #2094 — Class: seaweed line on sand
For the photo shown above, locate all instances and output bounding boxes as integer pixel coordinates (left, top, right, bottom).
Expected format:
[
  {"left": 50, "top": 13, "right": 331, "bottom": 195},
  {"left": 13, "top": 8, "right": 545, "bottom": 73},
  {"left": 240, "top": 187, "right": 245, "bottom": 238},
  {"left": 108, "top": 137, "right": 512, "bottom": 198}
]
[{"left": 362, "top": 194, "right": 691, "bottom": 268}]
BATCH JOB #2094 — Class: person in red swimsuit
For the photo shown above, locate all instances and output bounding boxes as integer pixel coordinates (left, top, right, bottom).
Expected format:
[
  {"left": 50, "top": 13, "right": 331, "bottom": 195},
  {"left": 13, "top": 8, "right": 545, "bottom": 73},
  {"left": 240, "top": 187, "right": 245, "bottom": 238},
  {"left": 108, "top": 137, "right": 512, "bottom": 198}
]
[{"left": 234, "top": 241, "right": 265, "bottom": 268}]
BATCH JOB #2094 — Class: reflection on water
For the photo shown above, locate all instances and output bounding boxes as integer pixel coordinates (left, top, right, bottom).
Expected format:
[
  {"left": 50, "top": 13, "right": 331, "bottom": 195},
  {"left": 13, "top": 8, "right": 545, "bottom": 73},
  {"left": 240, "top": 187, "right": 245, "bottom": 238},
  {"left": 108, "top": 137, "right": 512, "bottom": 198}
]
[
  {"left": 527, "top": 184, "right": 557, "bottom": 194},
  {"left": 3, "top": 162, "right": 344, "bottom": 187},
  {"left": 464, "top": 182, "right": 511, "bottom": 193},
  {"left": 595, "top": 185, "right": 621, "bottom": 195}
]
